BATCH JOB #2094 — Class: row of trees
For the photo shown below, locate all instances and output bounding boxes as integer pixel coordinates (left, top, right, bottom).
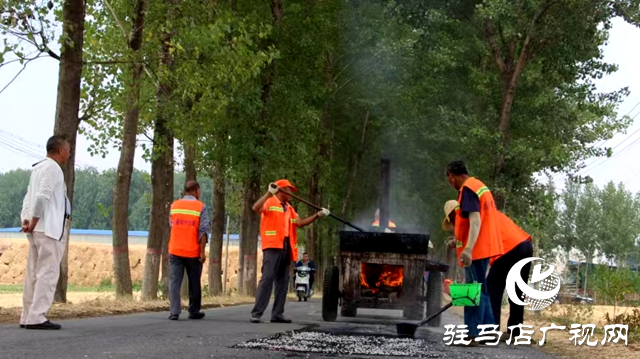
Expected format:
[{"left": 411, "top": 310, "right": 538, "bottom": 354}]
[
  {"left": 0, "top": 168, "right": 227, "bottom": 232},
  {"left": 3, "top": 167, "right": 640, "bottom": 280},
  {"left": 2, "top": 0, "right": 639, "bottom": 300}
]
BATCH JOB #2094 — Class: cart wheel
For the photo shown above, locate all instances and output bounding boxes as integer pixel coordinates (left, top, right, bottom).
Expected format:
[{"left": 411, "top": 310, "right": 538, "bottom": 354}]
[
  {"left": 322, "top": 266, "right": 339, "bottom": 321},
  {"left": 340, "top": 299, "right": 357, "bottom": 317},
  {"left": 426, "top": 271, "right": 443, "bottom": 327}
]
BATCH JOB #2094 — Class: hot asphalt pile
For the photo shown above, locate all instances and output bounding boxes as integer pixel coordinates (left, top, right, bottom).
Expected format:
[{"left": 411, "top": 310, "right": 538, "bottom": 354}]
[{"left": 233, "top": 330, "right": 529, "bottom": 358}]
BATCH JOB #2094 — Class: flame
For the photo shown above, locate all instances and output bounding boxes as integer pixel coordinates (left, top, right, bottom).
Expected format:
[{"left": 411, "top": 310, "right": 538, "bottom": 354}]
[{"left": 360, "top": 263, "right": 403, "bottom": 292}]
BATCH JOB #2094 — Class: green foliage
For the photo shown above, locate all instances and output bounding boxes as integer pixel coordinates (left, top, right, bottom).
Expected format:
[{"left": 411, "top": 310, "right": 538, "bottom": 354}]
[
  {"left": 0, "top": 168, "right": 225, "bottom": 231},
  {"left": 0, "top": 169, "right": 30, "bottom": 227},
  {"left": 590, "top": 265, "right": 640, "bottom": 305}
]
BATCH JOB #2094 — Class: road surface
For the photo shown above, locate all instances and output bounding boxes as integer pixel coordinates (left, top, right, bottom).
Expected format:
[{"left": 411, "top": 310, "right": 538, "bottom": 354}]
[{"left": 0, "top": 299, "right": 555, "bottom": 359}]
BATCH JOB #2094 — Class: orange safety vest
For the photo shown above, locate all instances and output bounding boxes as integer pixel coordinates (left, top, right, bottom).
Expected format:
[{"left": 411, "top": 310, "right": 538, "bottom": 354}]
[
  {"left": 372, "top": 220, "right": 397, "bottom": 228},
  {"left": 454, "top": 177, "right": 504, "bottom": 266},
  {"left": 491, "top": 211, "right": 531, "bottom": 266},
  {"left": 260, "top": 196, "right": 299, "bottom": 262},
  {"left": 169, "top": 199, "right": 205, "bottom": 258}
]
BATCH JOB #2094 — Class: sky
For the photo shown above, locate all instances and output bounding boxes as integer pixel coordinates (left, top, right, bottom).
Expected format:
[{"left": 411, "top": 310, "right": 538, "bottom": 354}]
[{"left": 1, "top": 18, "right": 640, "bottom": 193}]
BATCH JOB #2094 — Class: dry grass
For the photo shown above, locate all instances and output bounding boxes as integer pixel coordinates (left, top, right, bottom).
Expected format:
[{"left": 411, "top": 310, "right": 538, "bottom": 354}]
[
  {"left": 443, "top": 294, "right": 639, "bottom": 358},
  {"left": 0, "top": 293, "right": 255, "bottom": 324}
]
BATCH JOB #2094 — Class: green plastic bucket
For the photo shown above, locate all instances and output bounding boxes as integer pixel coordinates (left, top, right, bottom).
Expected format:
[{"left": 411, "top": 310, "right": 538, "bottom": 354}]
[{"left": 449, "top": 282, "right": 482, "bottom": 307}]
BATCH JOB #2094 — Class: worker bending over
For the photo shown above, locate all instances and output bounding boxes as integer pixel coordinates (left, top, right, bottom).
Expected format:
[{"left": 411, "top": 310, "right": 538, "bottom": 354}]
[
  {"left": 443, "top": 160, "right": 503, "bottom": 346},
  {"left": 444, "top": 201, "right": 533, "bottom": 341},
  {"left": 250, "top": 179, "right": 329, "bottom": 323}
]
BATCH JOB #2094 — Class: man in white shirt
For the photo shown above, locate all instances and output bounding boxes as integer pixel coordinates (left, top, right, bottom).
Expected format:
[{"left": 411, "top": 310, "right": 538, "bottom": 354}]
[{"left": 19, "top": 135, "right": 71, "bottom": 330}]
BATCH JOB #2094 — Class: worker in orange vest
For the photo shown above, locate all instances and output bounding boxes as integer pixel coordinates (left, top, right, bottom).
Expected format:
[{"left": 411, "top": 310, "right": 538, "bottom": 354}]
[
  {"left": 250, "top": 179, "right": 329, "bottom": 324},
  {"left": 443, "top": 200, "right": 533, "bottom": 341},
  {"left": 372, "top": 208, "right": 397, "bottom": 232},
  {"left": 443, "top": 160, "right": 503, "bottom": 345},
  {"left": 168, "top": 180, "right": 210, "bottom": 321}
]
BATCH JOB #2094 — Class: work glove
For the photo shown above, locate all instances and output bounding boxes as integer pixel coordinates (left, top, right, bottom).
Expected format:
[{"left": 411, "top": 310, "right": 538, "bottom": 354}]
[
  {"left": 460, "top": 247, "right": 472, "bottom": 267},
  {"left": 268, "top": 182, "right": 279, "bottom": 195},
  {"left": 317, "top": 208, "right": 330, "bottom": 217},
  {"left": 446, "top": 236, "right": 457, "bottom": 249}
]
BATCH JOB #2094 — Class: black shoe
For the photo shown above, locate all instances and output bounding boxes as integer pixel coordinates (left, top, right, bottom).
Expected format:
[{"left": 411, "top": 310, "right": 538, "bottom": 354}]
[
  {"left": 250, "top": 317, "right": 261, "bottom": 323},
  {"left": 19, "top": 324, "right": 25, "bottom": 328},
  {"left": 189, "top": 312, "right": 205, "bottom": 320},
  {"left": 168, "top": 314, "right": 179, "bottom": 320},
  {"left": 25, "top": 321, "right": 61, "bottom": 330},
  {"left": 271, "top": 317, "right": 292, "bottom": 323}
]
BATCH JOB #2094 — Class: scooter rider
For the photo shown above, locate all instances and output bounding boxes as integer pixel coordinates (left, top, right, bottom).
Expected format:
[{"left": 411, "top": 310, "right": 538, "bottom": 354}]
[{"left": 295, "top": 252, "right": 316, "bottom": 295}]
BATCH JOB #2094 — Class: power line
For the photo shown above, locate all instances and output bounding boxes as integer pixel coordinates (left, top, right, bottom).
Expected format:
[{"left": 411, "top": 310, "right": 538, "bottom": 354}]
[
  {"left": 550, "top": 101, "right": 640, "bottom": 181},
  {"left": 581, "top": 134, "right": 640, "bottom": 176},
  {"left": 592, "top": 100, "right": 640, "bottom": 149},
  {"left": 0, "top": 128, "right": 93, "bottom": 168},
  {"left": 574, "top": 108, "right": 640, "bottom": 176}
]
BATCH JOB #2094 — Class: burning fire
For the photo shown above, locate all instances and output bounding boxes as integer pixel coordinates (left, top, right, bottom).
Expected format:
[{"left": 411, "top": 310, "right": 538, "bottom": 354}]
[{"left": 360, "top": 263, "right": 403, "bottom": 293}]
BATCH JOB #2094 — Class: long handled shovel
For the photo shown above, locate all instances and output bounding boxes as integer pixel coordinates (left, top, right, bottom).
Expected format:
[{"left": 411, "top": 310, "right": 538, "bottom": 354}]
[
  {"left": 396, "top": 268, "right": 483, "bottom": 338},
  {"left": 278, "top": 188, "right": 365, "bottom": 233}
]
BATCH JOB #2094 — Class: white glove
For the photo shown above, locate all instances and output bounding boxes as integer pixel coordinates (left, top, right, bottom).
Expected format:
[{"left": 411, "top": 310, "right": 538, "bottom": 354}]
[
  {"left": 268, "top": 182, "right": 279, "bottom": 195},
  {"left": 318, "top": 208, "right": 330, "bottom": 217}
]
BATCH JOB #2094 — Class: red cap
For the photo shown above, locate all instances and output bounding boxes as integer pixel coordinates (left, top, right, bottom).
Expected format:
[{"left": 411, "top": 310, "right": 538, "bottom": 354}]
[{"left": 275, "top": 179, "right": 298, "bottom": 192}]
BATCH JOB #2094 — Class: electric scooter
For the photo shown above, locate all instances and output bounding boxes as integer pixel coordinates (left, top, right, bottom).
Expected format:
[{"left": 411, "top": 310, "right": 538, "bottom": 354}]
[{"left": 294, "top": 266, "right": 315, "bottom": 301}]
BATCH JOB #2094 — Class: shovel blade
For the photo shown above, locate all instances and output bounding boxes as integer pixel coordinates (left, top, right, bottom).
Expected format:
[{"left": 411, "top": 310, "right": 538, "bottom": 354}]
[{"left": 396, "top": 323, "right": 418, "bottom": 338}]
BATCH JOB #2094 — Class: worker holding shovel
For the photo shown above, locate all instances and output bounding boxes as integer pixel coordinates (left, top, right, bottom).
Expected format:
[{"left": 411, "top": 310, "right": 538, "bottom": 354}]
[
  {"left": 443, "top": 160, "right": 504, "bottom": 346},
  {"left": 250, "top": 179, "right": 330, "bottom": 324}
]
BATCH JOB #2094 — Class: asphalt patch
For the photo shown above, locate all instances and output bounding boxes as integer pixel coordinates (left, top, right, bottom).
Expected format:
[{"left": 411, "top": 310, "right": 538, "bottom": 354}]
[{"left": 232, "top": 330, "right": 446, "bottom": 357}]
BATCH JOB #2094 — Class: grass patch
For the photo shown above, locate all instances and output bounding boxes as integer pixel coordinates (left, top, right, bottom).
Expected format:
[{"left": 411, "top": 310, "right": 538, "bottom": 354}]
[{"left": 0, "top": 284, "right": 108, "bottom": 294}]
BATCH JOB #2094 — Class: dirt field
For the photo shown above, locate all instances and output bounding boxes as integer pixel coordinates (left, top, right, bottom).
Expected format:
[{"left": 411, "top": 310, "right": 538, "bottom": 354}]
[{"left": 0, "top": 238, "right": 262, "bottom": 292}]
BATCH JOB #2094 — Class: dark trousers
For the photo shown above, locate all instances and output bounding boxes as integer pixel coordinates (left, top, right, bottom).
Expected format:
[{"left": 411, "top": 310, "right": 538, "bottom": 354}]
[
  {"left": 251, "top": 241, "right": 291, "bottom": 320},
  {"left": 169, "top": 254, "right": 203, "bottom": 316},
  {"left": 487, "top": 240, "right": 533, "bottom": 336},
  {"left": 464, "top": 258, "right": 495, "bottom": 337}
]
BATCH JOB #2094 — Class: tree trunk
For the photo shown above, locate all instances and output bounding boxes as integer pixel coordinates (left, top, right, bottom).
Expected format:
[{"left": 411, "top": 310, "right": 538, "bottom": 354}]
[
  {"left": 485, "top": 2, "right": 557, "bottom": 189},
  {"left": 184, "top": 144, "right": 197, "bottom": 181},
  {"left": 141, "top": 119, "right": 174, "bottom": 300},
  {"left": 112, "top": 0, "right": 147, "bottom": 299},
  {"left": 240, "top": 173, "right": 261, "bottom": 296},
  {"left": 236, "top": 0, "right": 282, "bottom": 297},
  {"left": 306, "top": 51, "right": 333, "bottom": 262},
  {"left": 209, "top": 163, "right": 225, "bottom": 295},
  {"left": 141, "top": 0, "right": 177, "bottom": 300},
  {"left": 53, "top": 0, "right": 86, "bottom": 303}
]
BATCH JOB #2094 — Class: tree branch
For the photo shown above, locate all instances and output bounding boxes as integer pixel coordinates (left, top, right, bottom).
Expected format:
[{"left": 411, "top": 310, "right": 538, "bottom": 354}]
[
  {"left": 46, "top": 47, "right": 60, "bottom": 60},
  {"left": 512, "top": 0, "right": 559, "bottom": 83},
  {"left": 485, "top": 20, "right": 506, "bottom": 73},
  {"left": 0, "top": 61, "right": 30, "bottom": 95},
  {"left": 331, "top": 59, "right": 381, "bottom": 98}
]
